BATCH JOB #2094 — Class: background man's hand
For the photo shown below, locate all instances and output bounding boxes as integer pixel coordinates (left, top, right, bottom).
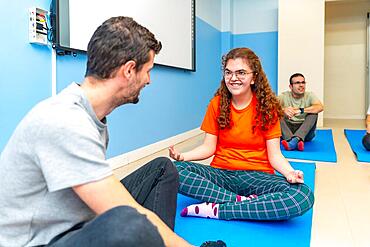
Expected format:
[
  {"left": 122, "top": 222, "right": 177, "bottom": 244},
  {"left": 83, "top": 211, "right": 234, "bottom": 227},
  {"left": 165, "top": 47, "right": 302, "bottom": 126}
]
[{"left": 284, "top": 107, "right": 300, "bottom": 119}]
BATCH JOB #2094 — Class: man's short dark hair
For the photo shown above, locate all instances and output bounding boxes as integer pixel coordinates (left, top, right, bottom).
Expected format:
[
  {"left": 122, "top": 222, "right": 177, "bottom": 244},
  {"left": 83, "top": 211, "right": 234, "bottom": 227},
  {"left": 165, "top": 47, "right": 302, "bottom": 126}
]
[
  {"left": 289, "top": 73, "right": 305, "bottom": 84},
  {"left": 85, "top": 16, "right": 162, "bottom": 79}
]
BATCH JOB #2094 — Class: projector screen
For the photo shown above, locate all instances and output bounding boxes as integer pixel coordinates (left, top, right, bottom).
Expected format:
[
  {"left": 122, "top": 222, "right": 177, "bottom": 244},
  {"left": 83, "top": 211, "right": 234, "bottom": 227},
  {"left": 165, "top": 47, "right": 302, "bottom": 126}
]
[{"left": 51, "top": 0, "right": 196, "bottom": 71}]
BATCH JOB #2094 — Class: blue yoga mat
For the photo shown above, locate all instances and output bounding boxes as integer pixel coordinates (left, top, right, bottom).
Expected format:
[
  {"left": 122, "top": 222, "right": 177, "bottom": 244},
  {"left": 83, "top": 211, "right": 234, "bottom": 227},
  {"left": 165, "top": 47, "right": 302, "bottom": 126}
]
[
  {"left": 344, "top": 129, "right": 370, "bottom": 162},
  {"left": 281, "top": 129, "right": 337, "bottom": 162},
  {"left": 174, "top": 162, "right": 316, "bottom": 247}
]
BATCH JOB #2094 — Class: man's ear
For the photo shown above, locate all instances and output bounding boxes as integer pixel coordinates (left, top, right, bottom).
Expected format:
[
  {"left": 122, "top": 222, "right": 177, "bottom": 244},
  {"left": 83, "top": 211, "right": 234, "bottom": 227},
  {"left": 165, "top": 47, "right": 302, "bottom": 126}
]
[
  {"left": 119, "top": 60, "right": 136, "bottom": 79},
  {"left": 289, "top": 84, "right": 293, "bottom": 90}
]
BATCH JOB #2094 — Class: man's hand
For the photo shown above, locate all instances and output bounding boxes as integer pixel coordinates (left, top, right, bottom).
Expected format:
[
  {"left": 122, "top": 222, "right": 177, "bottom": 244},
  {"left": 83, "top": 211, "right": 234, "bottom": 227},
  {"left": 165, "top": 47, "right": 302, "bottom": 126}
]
[{"left": 283, "top": 106, "right": 300, "bottom": 119}]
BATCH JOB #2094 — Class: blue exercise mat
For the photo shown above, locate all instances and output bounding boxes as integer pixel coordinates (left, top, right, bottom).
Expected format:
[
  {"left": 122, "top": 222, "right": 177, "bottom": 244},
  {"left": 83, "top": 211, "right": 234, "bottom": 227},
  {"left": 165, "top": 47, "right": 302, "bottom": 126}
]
[
  {"left": 344, "top": 129, "right": 370, "bottom": 162},
  {"left": 174, "top": 162, "right": 316, "bottom": 247},
  {"left": 281, "top": 129, "right": 337, "bottom": 162}
]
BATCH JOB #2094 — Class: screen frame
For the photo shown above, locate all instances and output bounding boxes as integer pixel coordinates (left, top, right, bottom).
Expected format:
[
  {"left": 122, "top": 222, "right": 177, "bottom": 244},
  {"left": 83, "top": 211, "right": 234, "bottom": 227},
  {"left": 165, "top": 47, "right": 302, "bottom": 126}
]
[{"left": 50, "top": 0, "right": 196, "bottom": 71}]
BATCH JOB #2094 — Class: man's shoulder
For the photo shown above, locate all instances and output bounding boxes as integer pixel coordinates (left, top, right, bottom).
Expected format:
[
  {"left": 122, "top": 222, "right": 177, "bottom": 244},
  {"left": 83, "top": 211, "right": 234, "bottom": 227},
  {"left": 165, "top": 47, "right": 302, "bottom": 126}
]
[
  {"left": 34, "top": 95, "right": 87, "bottom": 120},
  {"left": 24, "top": 95, "right": 93, "bottom": 141},
  {"left": 304, "top": 91, "right": 318, "bottom": 100},
  {"left": 278, "top": 91, "right": 291, "bottom": 99},
  {"left": 279, "top": 91, "right": 291, "bottom": 96}
]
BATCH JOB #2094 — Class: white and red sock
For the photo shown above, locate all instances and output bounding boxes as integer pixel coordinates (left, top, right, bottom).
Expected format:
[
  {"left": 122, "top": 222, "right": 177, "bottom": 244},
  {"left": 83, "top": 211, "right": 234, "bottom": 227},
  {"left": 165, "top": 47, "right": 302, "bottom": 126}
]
[
  {"left": 180, "top": 195, "right": 258, "bottom": 219},
  {"left": 180, "top": 202, "right": 219, "bottom": 219},
  {"left": 236, "top": 194, "right": 258, "bottom": 202}
]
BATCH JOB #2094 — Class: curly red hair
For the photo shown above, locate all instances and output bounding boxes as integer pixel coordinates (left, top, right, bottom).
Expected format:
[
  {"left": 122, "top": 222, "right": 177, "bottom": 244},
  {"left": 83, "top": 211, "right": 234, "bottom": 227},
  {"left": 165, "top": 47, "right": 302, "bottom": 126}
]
[{"left": 215, "top": 47, "right": 283, "bottom": 132}]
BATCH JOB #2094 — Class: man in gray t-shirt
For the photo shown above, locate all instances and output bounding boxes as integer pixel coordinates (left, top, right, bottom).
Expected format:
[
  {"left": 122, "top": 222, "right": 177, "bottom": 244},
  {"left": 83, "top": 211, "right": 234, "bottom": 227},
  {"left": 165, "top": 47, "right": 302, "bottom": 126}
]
[
  {"left": 278, "top": 73, "right": 324, "bottom": 151},
  {"left": 0, "top": 17, "right": 193, "bottom": 247}
]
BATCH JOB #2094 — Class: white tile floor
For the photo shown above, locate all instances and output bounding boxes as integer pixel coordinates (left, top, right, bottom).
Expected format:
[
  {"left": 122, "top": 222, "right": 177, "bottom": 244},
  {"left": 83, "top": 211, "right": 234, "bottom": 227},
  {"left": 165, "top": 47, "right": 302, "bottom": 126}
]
[{"left": 114, "top": 119, "right": 370, "bottom": 247}]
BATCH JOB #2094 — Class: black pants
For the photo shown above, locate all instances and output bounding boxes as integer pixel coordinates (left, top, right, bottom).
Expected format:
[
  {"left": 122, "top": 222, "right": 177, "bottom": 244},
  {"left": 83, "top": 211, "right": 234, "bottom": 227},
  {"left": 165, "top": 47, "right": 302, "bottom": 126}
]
[
  {"left": 47, "top": 157, "right": 179, "bottom": 247},
  {"left": 120, "top": 156, "right": 179, "bottom": 229}
]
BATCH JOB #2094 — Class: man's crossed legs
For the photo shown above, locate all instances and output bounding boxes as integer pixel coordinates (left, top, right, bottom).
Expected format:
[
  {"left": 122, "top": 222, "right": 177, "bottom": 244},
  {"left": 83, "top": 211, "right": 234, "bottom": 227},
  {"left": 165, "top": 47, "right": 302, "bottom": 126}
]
[{"left": 281, "top": 114, "right": 318, "bottom": 151}]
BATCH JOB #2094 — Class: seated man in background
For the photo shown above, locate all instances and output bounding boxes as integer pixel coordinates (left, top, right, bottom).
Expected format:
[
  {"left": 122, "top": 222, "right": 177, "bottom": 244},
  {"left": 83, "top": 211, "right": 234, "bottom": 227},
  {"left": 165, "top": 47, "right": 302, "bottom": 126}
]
[
  {"left": 278, "top": 73, "right": 323, "bottom": 151},
  {"left": 362, "top": 105, "right": 370, "bottom": 150}
]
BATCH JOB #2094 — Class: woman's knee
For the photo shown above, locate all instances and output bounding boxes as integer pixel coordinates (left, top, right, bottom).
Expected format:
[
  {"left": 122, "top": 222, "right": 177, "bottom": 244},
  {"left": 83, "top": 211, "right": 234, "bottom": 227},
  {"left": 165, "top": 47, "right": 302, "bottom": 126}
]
[
  {"left": 302, "top": 183, "right": 314, "bottom": 208},
  {"left": 174, "top": 160, "right": 187, "bottom": 172},
  {"left": 291, "top": 183, "right": 315, "bottom": 217},
  {"left": 250, "top": 172, "right": 290, "bottom": 194}
]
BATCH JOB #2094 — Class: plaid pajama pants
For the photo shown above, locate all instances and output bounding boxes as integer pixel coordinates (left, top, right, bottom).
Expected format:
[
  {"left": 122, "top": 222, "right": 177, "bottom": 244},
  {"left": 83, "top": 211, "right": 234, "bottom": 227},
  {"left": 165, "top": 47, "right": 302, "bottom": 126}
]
[{"left": 175, "top": 161, "right": 314, "bottom": 221}]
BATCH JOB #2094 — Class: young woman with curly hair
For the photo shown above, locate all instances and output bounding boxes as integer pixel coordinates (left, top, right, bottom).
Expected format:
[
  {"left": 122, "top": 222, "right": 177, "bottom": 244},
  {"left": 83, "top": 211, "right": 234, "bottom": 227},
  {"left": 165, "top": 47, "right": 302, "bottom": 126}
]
[{"left": 169, "top": 48, "right": 314, "bottom": 221}]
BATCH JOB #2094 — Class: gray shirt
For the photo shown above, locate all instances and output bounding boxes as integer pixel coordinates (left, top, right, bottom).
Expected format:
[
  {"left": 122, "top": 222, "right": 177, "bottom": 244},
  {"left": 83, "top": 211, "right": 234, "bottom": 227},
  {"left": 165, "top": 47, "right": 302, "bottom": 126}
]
[
  {"left": 278, "top": 91, "right": 320, "bottom": 123},
  {"left": 0, "top": 83, "right": 113, "bottom": 246}
]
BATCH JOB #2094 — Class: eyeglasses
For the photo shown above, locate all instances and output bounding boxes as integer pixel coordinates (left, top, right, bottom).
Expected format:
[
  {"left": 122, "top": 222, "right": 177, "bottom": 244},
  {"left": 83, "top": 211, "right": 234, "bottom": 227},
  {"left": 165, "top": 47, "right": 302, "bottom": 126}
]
[
  {"left": 224, "top": 69, "right": 254, "bottom": 81},
  {"left": 291, "top": 81, "right": 306, "bottom": 85}
]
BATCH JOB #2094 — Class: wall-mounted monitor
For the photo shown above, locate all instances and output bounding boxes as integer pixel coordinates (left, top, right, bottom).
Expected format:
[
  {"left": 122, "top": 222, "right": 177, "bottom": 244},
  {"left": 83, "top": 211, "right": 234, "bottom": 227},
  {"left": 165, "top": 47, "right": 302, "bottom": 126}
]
[{"left": 50, "top": 0, "right": 196, "bottom": 71}]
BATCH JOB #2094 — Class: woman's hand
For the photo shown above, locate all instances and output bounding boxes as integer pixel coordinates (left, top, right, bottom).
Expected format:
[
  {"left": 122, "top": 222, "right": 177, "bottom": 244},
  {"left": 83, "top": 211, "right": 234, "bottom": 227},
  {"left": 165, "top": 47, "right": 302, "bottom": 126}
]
[
  {"left": 286, "top": 170, "right": 304, "bottom": 183},
  {"left": 168, "top": 145, "right": 184, "bottom": 161}
]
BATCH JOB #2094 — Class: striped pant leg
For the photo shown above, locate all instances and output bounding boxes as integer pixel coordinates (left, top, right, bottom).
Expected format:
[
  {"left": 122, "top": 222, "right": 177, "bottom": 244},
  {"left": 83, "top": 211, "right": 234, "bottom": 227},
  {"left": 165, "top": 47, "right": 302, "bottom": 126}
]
[
  {"left": 219, "top": 171, "right": 315, "bottom": 220},
  {"left": 175, "top": 161, "right": 239, "bottom": 203}
]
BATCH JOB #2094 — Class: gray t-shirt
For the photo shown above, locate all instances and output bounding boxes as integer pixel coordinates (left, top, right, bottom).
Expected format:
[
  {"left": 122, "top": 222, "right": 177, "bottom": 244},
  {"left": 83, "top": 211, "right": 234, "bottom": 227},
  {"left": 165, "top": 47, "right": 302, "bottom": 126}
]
[
  {"left": 0, "top": 83, "right": 113, "bottom": 246},
  {"left": 278, "top": 91, "right": 320, "bottom": 123}
]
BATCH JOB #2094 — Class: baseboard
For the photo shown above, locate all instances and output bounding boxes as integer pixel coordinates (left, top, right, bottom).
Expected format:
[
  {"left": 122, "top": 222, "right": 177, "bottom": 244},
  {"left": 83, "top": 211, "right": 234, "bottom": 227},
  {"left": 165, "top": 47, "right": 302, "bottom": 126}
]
[
  {"left": 324, "top": 115, "right": 365, "bottom": 120},
  {"left": 107, "top": 128, "right": 202, "bottom": 169}
]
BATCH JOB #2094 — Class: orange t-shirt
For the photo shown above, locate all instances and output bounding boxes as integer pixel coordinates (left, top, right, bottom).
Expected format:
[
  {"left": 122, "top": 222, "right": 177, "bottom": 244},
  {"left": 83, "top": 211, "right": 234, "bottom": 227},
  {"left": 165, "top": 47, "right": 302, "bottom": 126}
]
[{"left": 201, "top": 95, "right": 281, "bottom": 174}]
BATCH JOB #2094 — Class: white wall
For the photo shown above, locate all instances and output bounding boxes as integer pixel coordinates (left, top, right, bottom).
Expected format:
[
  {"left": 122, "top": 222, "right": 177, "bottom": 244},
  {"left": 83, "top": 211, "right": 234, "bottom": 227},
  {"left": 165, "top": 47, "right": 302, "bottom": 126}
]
[
  {"left": 221, "top": 0, "right": 232, "bottom": 32},
  {"left": 196, "top": 0, "right": 223, "bottom": 30},
  {"left": 324, "top": 1, "right": 370, "bottom": 119},
  {"left": 232, "top": 0, "right": 278, "bottom": 34},
  {"left": 278, "top": 0, "right": 325, "bottom": 126}
]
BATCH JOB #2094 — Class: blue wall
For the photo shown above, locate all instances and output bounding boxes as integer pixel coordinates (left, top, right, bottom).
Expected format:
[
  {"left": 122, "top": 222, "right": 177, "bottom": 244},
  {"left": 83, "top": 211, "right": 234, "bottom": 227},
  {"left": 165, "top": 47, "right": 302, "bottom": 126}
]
[
  {"left": 232, "top": 32, "right": 278, "bottom": 93},
  {"left": 106, "top": 18, "right": 221, "bottom": 157},
  {"left": 220, "top": 31, "right": 278, "bottom": 94},
  {"left": 0, "top": 1, "right": 51, "bottom": 151},
  {"left": 0, "top": 1, "right": 221, "bottom": 158},
  {"left": 0, "top": 0, "right": 278, "bottom": 158},
  {"left": 54, "top": 17, "right": 221, "bottom": 157},
  {"left": 229, "top": 0, "right": 278, "bottom": 93},
  {"left": 220, "top": 31, "right": 278, "bottom": 93}
]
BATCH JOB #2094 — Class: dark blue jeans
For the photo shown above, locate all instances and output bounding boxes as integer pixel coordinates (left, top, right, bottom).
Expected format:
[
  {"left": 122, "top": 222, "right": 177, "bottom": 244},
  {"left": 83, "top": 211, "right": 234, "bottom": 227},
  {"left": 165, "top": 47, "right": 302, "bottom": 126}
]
[{"left": 47, "top": 157, "right": 179, "bottom": 247}]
